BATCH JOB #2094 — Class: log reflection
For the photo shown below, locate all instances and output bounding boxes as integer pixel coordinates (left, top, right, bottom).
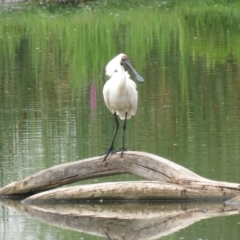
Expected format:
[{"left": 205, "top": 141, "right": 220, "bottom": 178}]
[{"left": 0, "top": 199, "right": 238, "bottom": 240}]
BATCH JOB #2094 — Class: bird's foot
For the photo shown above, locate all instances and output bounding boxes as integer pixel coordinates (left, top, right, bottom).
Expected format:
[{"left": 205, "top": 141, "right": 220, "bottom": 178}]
[
  {"left": 113, "top": 147, "right": 127, "bottom": 158},
  {"left": 101, "top": 147, "right": 115, "bottom": 156},
  {"left": 102, "top": 146, "right": 115, "bottom": 162}
]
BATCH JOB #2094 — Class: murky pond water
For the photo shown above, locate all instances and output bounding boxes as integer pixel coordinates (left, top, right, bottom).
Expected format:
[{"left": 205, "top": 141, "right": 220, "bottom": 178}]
[{"left": 1, "top": 1, "right": 240, "bottom": 239}]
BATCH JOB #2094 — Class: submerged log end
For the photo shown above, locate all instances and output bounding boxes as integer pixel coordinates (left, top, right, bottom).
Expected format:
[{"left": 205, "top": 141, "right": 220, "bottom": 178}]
[{"left": 225, "top": 195, "right": 240, "bottom": 207}]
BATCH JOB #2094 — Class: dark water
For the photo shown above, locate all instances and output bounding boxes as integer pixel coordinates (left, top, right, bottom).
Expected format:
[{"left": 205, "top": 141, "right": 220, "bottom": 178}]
[{"left": 1, "top": 1, "right": 240, "bottom": 239}]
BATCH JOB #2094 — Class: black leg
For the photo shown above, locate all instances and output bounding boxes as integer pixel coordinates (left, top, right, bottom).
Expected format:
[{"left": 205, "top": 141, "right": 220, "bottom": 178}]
[
  {"left": 120, "top": 112, "right": 128, "bottom": 157},
  {"left": 103, "top": 113, "right": 119, "bottom": 162}
]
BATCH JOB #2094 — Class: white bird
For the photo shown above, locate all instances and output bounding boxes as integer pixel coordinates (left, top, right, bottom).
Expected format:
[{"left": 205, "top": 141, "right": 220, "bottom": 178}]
[{"left": 103, "top": 53, "right": 144, "bottom": 161}]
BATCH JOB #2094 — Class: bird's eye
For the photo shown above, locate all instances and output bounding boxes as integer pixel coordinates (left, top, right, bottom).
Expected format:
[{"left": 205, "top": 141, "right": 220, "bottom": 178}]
[{"left": 122, "top": 56, "right": 126, "bottom": 60}]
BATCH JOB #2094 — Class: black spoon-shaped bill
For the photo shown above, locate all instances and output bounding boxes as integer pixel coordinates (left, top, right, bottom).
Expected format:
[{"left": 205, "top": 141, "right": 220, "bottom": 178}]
[{"left": 124, "top": 60, "right": 144, "bottom": 83}]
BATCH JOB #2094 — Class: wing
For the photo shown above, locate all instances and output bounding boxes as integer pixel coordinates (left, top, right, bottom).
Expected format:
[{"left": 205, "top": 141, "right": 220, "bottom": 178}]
[
  {"left": 103, "top": 80, "right": 113, "bottom": 113},
  {"left": 126, "top": 79, "right": 138, "bottom": 116}
]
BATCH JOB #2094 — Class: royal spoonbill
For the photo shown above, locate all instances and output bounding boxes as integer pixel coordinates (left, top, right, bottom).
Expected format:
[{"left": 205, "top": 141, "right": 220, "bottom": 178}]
[{"left": 103, "top": 53, "right": 144, "bottom": 161}]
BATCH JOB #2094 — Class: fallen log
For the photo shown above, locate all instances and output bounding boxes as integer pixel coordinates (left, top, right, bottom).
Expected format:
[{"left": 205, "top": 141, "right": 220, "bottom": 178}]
[
  {"left": 0, "top": 151, "right": 203, "bottom": 196},
  {"left": 0, "top": 151, "right": 240, "bottom": 202},
  {"left": 22, "top": 180, "right": 240, "bottom": 204}
]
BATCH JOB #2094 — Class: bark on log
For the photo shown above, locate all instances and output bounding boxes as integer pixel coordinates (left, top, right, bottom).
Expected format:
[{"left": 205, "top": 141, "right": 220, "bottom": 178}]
[{"left": 0, "top": 151, "right": 240, "bottom": 202}]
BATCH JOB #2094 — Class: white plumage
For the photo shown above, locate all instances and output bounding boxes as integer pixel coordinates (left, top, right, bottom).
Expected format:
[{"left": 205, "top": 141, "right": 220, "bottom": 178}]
[
  {"left": 103, "top": 54, "right": 137, "bottom": 119},
  {"left": 102, "top": 53, "right": 144, "bottom": 161}
]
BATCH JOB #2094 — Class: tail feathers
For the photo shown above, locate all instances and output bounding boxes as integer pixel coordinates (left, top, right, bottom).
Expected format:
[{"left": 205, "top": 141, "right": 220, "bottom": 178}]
[{"left": 117, "top": 111, "right": 135, "bottom": 120}]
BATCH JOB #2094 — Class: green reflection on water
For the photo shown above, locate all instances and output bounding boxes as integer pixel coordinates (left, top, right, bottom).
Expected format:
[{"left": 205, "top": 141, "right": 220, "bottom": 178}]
[{"left": 0, "top": 2, "right": 240, "bottom": 239}]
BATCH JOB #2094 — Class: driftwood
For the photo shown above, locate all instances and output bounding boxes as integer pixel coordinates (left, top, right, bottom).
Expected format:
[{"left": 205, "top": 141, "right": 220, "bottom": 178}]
[
  {"left": 0, "top": 151, "right": 240, "bottom": 203},
  {"left": 0, "top": 198, "right": 238, "bottom": 240},
  {"left": 22, "top": 180, "right": 240, "bottom": 205}
]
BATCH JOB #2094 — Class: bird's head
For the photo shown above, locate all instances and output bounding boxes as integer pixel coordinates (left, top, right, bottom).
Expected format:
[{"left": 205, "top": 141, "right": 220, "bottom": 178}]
[
  {"left": 106, "top": 53, "right": 144, "bottom": 83},
  {"left": 105, "top": 53, "right": 127, "bottom": 77},
  {"left": 120, "top": 54, "right": 128, "bottom": 66}
]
